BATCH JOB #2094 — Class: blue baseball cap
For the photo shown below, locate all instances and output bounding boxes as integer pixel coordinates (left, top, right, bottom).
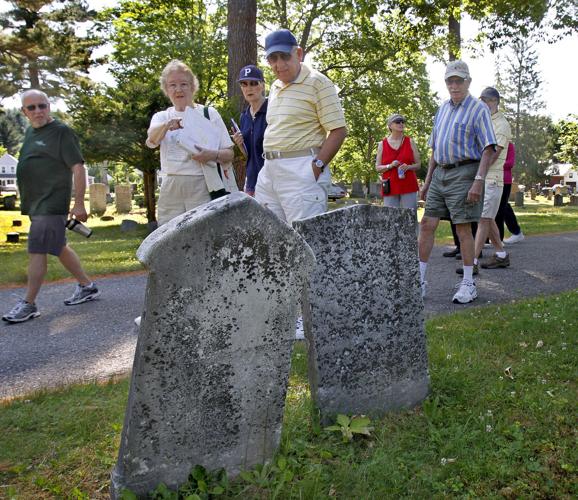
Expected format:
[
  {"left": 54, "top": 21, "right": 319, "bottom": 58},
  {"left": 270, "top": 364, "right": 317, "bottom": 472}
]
[
  {"left": 237, "top": 65, "right": 264, "bottom": 82},
  {"left": 265, "top": 29, "right": 298, "bottom": 57}
]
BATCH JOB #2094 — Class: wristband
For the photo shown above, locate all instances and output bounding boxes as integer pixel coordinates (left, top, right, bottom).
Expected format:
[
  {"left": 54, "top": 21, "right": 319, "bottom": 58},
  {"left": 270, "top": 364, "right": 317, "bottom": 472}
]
[{"left": 474, "top": 175, "right": 484, "bottom": 181}]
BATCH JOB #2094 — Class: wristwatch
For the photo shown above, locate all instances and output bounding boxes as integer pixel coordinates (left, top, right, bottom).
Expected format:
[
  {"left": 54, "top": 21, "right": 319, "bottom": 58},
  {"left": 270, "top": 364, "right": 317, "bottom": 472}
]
[
  {"left": 474, "top": 175, "right": 484, "bottom": 181},
  {"left": 313, "top": 158, "right": 326, "bottom": 172}
]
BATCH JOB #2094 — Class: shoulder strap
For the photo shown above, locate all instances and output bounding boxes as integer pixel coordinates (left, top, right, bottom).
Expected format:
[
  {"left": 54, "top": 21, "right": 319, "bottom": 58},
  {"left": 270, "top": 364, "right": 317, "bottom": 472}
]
[{"left": 203, "top": 106, "right": 210, "bottom": 120}]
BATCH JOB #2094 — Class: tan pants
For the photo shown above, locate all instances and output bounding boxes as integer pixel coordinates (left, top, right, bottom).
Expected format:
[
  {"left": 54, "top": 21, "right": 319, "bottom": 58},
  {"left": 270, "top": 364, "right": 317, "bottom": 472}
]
[{"left": 157, "top": 175, "right": 211, "bottom": 226}]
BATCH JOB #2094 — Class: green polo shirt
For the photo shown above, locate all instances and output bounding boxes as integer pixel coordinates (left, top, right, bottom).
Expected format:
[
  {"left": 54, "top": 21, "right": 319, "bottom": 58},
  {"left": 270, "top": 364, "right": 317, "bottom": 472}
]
[{"left": 17, "top": 119, "right": 84, "bottom": 215}]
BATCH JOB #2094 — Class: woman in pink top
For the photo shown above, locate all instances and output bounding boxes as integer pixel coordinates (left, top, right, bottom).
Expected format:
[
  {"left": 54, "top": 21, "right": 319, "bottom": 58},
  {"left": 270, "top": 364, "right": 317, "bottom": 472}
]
[{"left": 494, "top": 142, "right": 524, "bottom": 243}]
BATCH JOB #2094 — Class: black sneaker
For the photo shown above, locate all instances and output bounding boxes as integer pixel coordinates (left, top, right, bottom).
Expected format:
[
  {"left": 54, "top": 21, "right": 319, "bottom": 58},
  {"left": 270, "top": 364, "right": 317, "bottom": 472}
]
[
  {"left": 443, "top": 247, "right": 460, "bottom": 258},
  {"left": 64, "top": 283, "right": 100, "bottom": 306}
]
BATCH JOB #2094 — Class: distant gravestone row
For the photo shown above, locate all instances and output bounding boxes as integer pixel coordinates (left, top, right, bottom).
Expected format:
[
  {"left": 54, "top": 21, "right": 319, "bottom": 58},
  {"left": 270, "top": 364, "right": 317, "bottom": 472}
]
[
  {"left": 110, "top": 193, "right": 428, "bottom": 498},
  {"left": 89, "top": 183, "right": 133, "bottom": 216}
]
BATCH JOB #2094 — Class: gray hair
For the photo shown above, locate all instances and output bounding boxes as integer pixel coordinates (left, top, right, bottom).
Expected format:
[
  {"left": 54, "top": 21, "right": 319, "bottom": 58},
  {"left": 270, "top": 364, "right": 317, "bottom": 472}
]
[
  {"left": 160, "top": 60, "right": 199, "bottom": 98},
  {"left": 21, "top": 89, "right": 49, "bottom": 104}
]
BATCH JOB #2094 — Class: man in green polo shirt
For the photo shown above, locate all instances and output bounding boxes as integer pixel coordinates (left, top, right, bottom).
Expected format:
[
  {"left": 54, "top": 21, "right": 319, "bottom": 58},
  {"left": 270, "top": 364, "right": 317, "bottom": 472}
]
[{"left": 2, "top": 90, "right": 99, "bottom": 324}]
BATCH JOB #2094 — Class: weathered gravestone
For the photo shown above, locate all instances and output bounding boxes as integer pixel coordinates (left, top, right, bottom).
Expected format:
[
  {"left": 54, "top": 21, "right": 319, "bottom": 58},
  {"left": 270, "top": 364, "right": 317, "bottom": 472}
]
[
  {"left": 89, "top": 183, "right": 107, "bottom": 216},
  {"left": 111, "top": 193, "right": 315, "bottom": 498},
  {"left": 351, "top": 179, "right": 365, "bottom": 198},
  {"left": 570, "top": 195, "right": 578, "bottom": 206},
  {"left": 369, "top": 181, "right": 382, "bottom": 199},
  {"left": 554, "top": 193, "right": 564, "bottom": 206},
  {"left": 115, "top": 184, "right": 132, "bottom": 214},
  {"left": 515, "top": 191, "right": 524, "bottom": 207},
  {"left": 293, "top": 205, "right": 429, "bottom": 423}
]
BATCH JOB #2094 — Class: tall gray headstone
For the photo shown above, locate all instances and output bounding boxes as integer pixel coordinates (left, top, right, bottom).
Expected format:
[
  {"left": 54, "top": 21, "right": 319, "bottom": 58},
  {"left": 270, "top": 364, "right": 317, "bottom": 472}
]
[
  {"left": 294, "top": 205, "right": 429, "bottom": 423},
  {"left": 515, "top": 191, "right": 525, "bottom": 207},
  {"left": 351, "top": 179, "right": 365, "bottom": 198},
  {"left": 111, "top": 193, "right": 315, "bottom": 497},
  {"left": 369, "top": 181, "right": 382, "bottom": 199},
  {"left": 553, "top": 193, "right": 563, "bottom": 206},
  {"left": 115, "top": 184, "right": 132, "bottom": 214}
]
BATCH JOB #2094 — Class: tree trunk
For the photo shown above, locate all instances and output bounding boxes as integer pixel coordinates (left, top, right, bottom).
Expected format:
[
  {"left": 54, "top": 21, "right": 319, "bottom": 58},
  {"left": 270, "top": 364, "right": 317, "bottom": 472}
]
[
  {"left": 448, "top": 12, "right": 461, "bottom": 61},
  {"left": 227, "top": 0, "right": 257, "bottom": 113},
  {"left": 143, "top": 169, "right": 156, "bottom": 223}
]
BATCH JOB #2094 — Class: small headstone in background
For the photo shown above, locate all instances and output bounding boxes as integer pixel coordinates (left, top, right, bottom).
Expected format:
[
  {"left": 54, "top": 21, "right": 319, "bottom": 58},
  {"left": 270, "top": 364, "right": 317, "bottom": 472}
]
[
  {"left": 89, "top": 183, "right": 107, "bottom": 216},
  {"left": 115, "top": 184, "right": 132, "bottom": 214},
  {"left": 569, "top": 195, "right": 578, "bottom": 206},
  {"left": 553, "top": 194, "right": 563, "bottom": 207},
  {"left": 120, "top": 219, "right": 139, "bottom": 232},
  {"left": 547, "top": 190, "right": 553, "bottom": 201},
  {"left": 6, "top": 232, "right": 19, "bottom": 243},
  {"left": 530, "top": 188, "right": 536, "bottom": 200},
  {"left": 294, "top": 205, "right": 429, "bottom": 423},
  {"left": 111, "top": 193, "right": 315, "bottom": 497},
  {"left": 350, "top": 179, "right": 365, "bottom": 198},
  {"left": 369, "top": 181, "right": 382, "bottom": 199},
  {"left": 515, "top": 191, "right": 524, "bottom": 207}
]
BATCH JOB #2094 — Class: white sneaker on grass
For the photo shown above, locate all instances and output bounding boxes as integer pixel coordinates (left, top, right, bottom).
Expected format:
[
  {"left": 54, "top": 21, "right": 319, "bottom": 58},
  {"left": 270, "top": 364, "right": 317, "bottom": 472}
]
[
  {"left": 452, "top": 279, "right": 477, "bottom": 304},
  {"left": 504, "top": 232, "right": 525, "bottom": 244}
]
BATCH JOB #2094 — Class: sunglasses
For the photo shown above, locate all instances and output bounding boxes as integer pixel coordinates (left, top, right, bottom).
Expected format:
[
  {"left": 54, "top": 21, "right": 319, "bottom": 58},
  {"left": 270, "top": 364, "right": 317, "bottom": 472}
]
[
  {"left": 392, "top": 119, "right": 405, "bottom": 124},
  {"left": 24, "top": 103, "right": 48, "bottom": 111},
  {"left": 267, "top": 52, "right": 293, "bottom": 63},
  {"left": 239, "top": 81, "right": 261, "bottom": 87}
]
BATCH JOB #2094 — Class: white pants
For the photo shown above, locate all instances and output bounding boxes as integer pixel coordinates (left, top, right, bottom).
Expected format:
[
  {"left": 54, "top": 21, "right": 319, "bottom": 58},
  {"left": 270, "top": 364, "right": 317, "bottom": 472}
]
[
  {"left": 255, "top": 156, "right": 331, "bottom": 224},
  {"left": 157, "top": 175, "right": 211, "bottom": 226},
  {"left": 481, "top": 180, "right": 503, "bottom": 219},
  {"left": 382, "top": 192, "right": 418, "bottom": 210}
]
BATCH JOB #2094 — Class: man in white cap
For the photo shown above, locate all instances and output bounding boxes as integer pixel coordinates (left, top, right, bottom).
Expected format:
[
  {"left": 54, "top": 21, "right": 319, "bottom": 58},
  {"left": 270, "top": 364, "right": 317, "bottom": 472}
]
[
  {"left": 418, "top": 60, "right": 496, "bottom": 304},
  {"left": 256, "top": 28, "right": 347, "bottom": 224}
]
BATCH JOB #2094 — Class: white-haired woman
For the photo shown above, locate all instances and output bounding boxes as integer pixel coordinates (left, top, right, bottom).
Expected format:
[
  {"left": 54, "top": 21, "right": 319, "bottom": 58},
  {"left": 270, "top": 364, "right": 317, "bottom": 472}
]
[{"left": 147, "top": 59, "right": 235, "bottom": 225}]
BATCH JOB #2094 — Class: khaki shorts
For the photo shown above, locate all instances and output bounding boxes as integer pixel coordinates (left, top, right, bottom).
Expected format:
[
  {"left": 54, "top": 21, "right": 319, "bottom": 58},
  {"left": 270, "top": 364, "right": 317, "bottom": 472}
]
[
  {"left": 157, "top": 175, "right": 211, "bottom": 226},
  {"left": 481, "top": 180, "right": 503, "bottom": 219},
  {"left": 28, "top": 215, "right": 67, "bottom": 256},
  {"left": 424, "top": 162, "right": 483, "bottom": 224}
]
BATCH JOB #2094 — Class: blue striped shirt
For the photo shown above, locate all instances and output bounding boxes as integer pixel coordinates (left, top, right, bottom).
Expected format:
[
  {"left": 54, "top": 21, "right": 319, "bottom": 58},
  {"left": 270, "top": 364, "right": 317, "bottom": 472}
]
[{"left": 429, "top": 94, "right": 496, "bottom": 164}]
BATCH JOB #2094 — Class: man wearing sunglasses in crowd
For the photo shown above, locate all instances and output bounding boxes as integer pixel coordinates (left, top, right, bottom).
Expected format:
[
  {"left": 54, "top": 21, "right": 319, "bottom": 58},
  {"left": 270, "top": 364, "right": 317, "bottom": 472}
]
[
  {"left": 255, "top": 29, "right": 347, "bottom": 224},
  {"left": 3, "top": 90, "right": 99, "bottom": 324}
]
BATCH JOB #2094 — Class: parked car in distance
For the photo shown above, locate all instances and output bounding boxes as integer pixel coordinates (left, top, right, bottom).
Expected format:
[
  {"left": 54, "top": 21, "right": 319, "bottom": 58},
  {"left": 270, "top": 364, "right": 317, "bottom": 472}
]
[{"left": 328, "top": 183, "right": 348, "bottom": 200}]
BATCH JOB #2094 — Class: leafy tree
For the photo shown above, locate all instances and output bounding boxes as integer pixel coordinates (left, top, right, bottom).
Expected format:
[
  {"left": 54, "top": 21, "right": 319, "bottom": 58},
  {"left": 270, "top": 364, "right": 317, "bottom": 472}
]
[
  {"left": 0, "top": 109, "right": 26, "bottom": 154},
  {"left": 0, "top": 0, "right": 100, "bottom": 99},
  {"left": 555, "top": 116, "right": 578, "bottom": 166},
  {"left": 513, "top": 113, "right": 555, "bottom": 185}
]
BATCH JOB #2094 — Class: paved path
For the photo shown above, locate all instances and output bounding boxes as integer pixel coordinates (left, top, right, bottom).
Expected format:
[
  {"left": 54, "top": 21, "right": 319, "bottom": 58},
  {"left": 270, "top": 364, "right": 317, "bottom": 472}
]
[{"left": 1, "top": 232, "right": 577, "bottom": 400}]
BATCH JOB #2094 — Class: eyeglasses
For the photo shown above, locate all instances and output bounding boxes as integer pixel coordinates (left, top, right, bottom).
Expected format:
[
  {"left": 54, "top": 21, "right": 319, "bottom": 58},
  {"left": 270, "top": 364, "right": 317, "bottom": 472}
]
[
  {"left": 445, "top": 77, "right": 466, "bottom": 85},
  {"left": 24, "top": 103, "right": 48, "bottom": 111},
  {"left": 267, "top": 52, "right": 293, "bottom": 64},
  {"left": 167, "top": 82, "right": 191, "bottom": 91},
  {"left": 392, "top": 119, "right": 405, "bottom": 124},
  {"left": 240, "top": 81, "right": 261, "bottom": 87}
]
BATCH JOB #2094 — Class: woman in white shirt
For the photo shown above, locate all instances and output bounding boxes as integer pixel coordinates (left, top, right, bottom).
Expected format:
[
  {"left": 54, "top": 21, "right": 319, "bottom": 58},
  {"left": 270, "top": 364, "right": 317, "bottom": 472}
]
[{"left": 147, "top": 60, "right": 235, "bottom": 225}]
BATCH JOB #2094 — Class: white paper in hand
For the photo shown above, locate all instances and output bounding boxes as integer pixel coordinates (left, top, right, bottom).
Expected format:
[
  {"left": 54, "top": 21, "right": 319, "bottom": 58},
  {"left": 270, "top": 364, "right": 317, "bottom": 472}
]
[{"left": 174, "top": 107, "right": 221, "bottom": 154}]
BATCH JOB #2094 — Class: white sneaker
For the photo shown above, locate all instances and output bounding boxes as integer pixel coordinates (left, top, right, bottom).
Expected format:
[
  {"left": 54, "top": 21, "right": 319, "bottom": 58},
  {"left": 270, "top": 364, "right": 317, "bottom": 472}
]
[
  {"left": 503, "top": 232, "right": 524, "bottom": 244},
  {"left": 134, "top": 316, "right": 141, "bottom": 327},
  {"left": 421, "top": 281, "right": 428, "bottom": 299},
  {"left": 452, "top": 279, "right": 477, "bottom": 304}
]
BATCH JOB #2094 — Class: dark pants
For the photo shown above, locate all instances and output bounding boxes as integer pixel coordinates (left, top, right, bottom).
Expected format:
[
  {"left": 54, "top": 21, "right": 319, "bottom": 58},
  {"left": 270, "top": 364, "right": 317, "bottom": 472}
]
[{"left": 495, "top": 184, "right": 521, "bottom": 240}]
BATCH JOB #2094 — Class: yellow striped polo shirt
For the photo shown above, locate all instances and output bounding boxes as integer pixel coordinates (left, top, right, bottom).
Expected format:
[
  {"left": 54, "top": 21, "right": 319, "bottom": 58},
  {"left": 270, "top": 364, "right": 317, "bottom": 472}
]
[{"left": 264, "top": 64, "right": 346, "bottom": 152}]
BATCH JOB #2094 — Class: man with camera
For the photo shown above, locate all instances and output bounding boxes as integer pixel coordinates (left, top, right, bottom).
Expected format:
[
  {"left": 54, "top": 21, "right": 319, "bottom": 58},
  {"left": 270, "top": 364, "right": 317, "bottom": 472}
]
[{"left": 3, "top": 90, "right": 99, "bottom": 324}]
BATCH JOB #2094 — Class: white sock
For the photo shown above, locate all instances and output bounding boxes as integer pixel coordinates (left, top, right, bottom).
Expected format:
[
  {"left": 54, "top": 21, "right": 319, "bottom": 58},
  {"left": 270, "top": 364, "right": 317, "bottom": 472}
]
[
  {"left": 463, "top": 266, "right": 474, "bottom": 281},
  {"left": 496, "top": 251, "right": 507, "bottom": 258},
  {"left": 419, "top": 261, "right": 428, "bottom": 283}
]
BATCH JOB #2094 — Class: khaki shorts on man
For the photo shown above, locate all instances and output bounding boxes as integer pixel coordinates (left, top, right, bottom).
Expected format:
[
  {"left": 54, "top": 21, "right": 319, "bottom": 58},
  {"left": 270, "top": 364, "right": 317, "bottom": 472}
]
[{"left": 424, "top": 163, "right": 484, "bottom": 224}]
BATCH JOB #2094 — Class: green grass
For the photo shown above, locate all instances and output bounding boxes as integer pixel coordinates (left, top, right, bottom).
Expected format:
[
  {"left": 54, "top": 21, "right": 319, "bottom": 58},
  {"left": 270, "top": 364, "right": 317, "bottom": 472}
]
[
  {"left": 1, "top": 291, "right": 576, "bottom": 498},
  {"left": 0, "top": 209, "right": 148, "bottom": 285}
]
